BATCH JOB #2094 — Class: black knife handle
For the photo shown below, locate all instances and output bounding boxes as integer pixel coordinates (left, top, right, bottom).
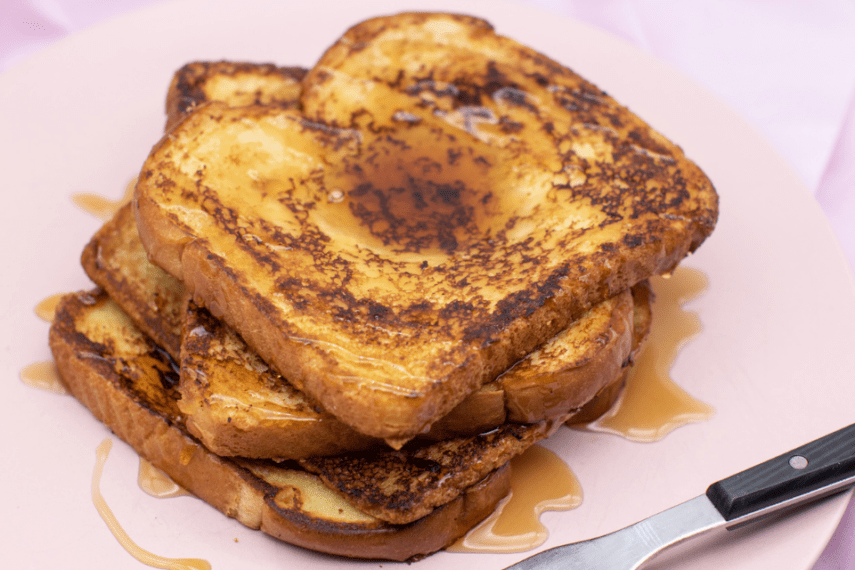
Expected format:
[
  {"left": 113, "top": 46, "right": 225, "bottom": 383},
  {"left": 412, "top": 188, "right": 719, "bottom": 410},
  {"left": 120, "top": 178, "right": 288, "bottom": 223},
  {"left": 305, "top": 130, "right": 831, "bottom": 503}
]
[{"left": 706, "top": 423, "right": 855, "bottom": 521}]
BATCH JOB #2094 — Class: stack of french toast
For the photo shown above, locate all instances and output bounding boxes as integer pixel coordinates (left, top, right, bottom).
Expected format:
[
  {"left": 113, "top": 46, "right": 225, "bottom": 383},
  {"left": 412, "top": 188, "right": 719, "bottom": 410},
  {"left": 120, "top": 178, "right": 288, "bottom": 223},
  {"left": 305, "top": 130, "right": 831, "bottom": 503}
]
[{"left": 48, "top": 12, "right": 718, "bottom": 561}]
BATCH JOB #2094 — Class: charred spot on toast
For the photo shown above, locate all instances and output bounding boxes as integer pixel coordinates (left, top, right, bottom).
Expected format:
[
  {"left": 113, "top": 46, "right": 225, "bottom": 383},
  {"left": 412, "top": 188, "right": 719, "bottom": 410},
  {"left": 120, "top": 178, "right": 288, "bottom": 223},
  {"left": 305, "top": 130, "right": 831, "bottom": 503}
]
[
  {"left": 52, "top": 290, "right": 184, "bottom": 425},
  {"left": 168, "top": 61, "right": 307, "bottom": 122},
  {"left": 136, "top": 12, "right": 718, "bottom": 441},
  {"left": 299, "top": 422, "right": 544, "bottom": 524}
]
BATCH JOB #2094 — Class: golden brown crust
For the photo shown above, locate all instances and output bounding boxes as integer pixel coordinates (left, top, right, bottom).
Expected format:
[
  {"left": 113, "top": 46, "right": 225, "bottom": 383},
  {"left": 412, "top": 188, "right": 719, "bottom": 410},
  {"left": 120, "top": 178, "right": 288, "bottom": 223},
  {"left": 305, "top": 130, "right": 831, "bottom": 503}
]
[
  {"left": 165, "top": 61, "right": 306, "bottom": 131},
  {"left": 81, "top": 203, "right": 184, "bottom": 359},
  {"left": 48, "top": 289, "right": 511, "bottom": 561},
  {"left": 566, "top": 281, "right": 653, "bottom": 424},
  {"left": 135, "top": 13, "right": 717, "bottom": 443},
  {"left": 180, "top": 298, "right": 384, "bottom": 459},
  {"left": 300, "top": 421, "right": 553, "bottom": 525},
  {"left": 498, "top": 289, "right": 633, "bottom": 423},
  {"left": 260, "top": 464, "right": 510, "bottom": 561},
  {"left": 93, "top": 200, "right": 633, "bottom": 458}
]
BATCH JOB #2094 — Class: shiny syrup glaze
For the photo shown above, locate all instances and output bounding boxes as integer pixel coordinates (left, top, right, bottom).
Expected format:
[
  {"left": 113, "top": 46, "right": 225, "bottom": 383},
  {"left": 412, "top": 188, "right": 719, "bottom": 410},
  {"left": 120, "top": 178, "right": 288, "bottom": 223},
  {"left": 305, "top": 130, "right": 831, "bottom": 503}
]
[
  {"left": 323, "top": 120, "right": 507, "bottom": 257},
  {"left": 40, "top": 183, "right": 711, "bottom": 558},
  {"left": 20, "top": 361, "right": 68, "bottom": 395},
  {"left": 92, "top": 439, "right": 210, "bottom": 570},
  {"left": 35, "top": 293, "right": 66, "bottom": 322},
  {"left": 71, "top": 177, "right": 136, "bottom": 220},
  {"left": 23, "top": 178, "right": 135, "bottom": 393},
  {"left": 138, "top": 459, "right": 191, "bottom": 499},
  {"left": 448, "top": 444, "right": 582, "bottom": 553},
  {"left": 23, "top": 295, "right": 69, "bottom": 394},
  {"left": 579, "top": 266, "right": 714, "bottom": 441}
]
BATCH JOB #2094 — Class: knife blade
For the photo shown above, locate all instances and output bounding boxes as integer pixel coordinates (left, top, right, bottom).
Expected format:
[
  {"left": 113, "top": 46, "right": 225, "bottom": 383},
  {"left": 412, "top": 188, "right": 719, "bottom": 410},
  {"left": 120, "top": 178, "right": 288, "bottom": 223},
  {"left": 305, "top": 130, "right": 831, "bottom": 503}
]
[{"left": 505, "top": 422, "right": 855, "bottom": 570}]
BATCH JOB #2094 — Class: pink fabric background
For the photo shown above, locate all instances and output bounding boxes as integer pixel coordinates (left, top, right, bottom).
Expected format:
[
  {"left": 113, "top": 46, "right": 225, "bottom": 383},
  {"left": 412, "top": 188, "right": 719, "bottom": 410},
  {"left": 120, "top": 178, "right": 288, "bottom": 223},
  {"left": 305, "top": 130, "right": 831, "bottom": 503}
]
[{"left": 1, "top": 1, "right": 852, "bottom": 568}]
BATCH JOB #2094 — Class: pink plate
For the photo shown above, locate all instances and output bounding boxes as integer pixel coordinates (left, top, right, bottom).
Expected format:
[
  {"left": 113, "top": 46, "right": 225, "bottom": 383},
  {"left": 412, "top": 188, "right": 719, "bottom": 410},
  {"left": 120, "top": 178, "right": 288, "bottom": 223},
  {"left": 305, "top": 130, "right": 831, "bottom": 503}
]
[{"left": 1, "top": 1, "right": 853, "bottom": 568}]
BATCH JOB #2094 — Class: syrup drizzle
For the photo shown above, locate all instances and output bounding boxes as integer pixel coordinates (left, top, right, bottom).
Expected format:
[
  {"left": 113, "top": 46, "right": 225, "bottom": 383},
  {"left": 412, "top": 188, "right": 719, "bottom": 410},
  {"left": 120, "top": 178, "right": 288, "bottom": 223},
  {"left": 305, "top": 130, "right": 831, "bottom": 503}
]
[
  {"left": 92, "top": 439, "right": 211, "bottom": 570},
  {"left": 38, "top": 179, "right": 711, "bottom": 560},
  {"left": 71, "top": 177, "right": 136, "bottom": 220},
  {"left": 20, "top": 361, "right": 68, "bottom": 395},
  {"left": 22, "top": 174, "right": 134, "bottom": 393},
  {"left": 22, "top": 295, "right": 68, "bottom": 394},
  {"left": 448, "top": 444, "right": 582, "bottom": 553},
  {"left": 35, "top": 293, "right": 65, "bottom": 322},
  {"left": 138, "top": 459, "right": 190, "bottom": 499},
  {"left": 580, "top": 267, "right": 714, "bottom": 441}
]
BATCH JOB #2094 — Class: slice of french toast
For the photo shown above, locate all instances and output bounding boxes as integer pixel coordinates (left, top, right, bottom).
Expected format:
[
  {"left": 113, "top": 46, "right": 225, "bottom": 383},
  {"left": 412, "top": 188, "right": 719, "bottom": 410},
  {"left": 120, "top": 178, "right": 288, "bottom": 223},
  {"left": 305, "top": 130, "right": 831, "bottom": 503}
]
[
  {"left": 84, "top": 59, "right": 648, "bottom": 457},
  {"left": 81, "top": 202, "right": 184, "bottom": 358},
  {"left": 164, "top": 61, "right": 306, "bottom": 132},
  {"left": 135, "top": 13, "right": 717, "bottom": 443},
  {"left": 299, "top": 421, "right": 553, "bottom": 525},
  {"left": 88, "top": 199, "right": 653, "bottom": 453},
  {"left": 84, "top": 201, "right": 644, "bottom": 458},
  {"left": 81, "top": 61, "right": 308, "bottom": 360},
  {"left": 48, "top": 289, "right": 513, "bottom": 561},
  {"left": 181, "top": 288, "right": 635, "bottom": 458}
]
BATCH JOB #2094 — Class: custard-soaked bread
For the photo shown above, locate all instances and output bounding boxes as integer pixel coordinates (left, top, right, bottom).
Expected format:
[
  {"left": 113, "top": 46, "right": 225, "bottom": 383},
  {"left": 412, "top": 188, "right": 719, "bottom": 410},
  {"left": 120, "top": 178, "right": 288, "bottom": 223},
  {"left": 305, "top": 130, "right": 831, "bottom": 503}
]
[
  {"left": 48, "top": 289, "right": 513, "bottom": 561},
  {"left": 300, "top": 422, "right": 553, "bottom": 525},
  {"left": 181, "top": 288, "right": 634, "bottom": 458},
  {"left": 85, "top": 60, "right": 648, "bottom": 458},
  {"left": 82, "top": 60, "right": 308, "bottom": 359},
  {"left": 165, "top": 61, "right": 306, "bottom": 131},
  {"left": 135, "top": 13, "right": 718, "bottom": 443},
  {"left": 81, "top": 203, "right": 184, "bottom": 359},
  {"left": 84, "top": 202, "right": 644, "bottom": 458}
]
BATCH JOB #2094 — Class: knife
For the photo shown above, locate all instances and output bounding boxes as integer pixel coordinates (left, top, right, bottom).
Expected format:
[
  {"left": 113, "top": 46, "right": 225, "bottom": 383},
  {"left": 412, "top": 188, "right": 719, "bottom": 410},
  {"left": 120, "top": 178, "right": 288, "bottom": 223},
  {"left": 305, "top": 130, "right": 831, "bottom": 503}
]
[{"left": 505, "top": 422, "right": 855, "bottom": 570}]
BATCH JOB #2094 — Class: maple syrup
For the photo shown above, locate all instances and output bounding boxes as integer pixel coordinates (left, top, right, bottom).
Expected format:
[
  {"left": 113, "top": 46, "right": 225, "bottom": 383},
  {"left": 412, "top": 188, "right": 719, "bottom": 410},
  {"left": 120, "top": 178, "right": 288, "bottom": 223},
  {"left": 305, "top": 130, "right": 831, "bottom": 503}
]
[
  {"left": 36, "top": 178, "right": 712, "bottom": 561},
  {"left": 321, "top": 121, "right": 510, "bottom": 256},
  {"left": 71, "top": 176, "right": 136, "bottom": 220},
  {"left": 448, "top": 444, "right": 582, "bottom": 553},
  {"left": 138, "top": 458, "right": 190, "bottom": 499},
  {"left": 580, "top": 266, "right": 714, "bottom": 441},
  {"left": 20, "top": 361, "right": 68, "bottom": 395},
  {"left": 35, "top": 293, "right": 65, "bottom": 322},
  {"left": 92, "top": 439, "right": 210, "bottom": 570}
]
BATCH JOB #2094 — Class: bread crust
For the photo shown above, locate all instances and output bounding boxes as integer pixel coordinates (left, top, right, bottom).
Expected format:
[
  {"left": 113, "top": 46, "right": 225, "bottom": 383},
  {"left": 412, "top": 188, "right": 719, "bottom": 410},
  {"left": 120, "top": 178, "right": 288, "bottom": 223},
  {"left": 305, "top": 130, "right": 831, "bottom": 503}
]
[
  {"left": 81, "top": 202, "right": 185, "bottom": 359},
  {"left": 165, "top": 61, "right": 306, "bottom": 132},
  {"left": 91, "top": 202, "right": 643, "bottom": 458},
  {"left": 48, "top": 289, "right": 511, "bottom": 561}
]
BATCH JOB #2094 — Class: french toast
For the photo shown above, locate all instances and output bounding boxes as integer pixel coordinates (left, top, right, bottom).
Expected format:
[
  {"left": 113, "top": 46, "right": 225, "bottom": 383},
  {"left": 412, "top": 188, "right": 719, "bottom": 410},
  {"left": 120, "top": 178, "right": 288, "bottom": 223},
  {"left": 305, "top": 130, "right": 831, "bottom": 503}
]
[
  {"left": 48, "top": 289, "right": 519, "bottom": 560},
  {"left": 84, "top": 201, "right": 643, "bottom": 458},
  {"left": 134, "top": 13, "right": 718, "bottom": 443},
  {"left": 81, "top": 61, "right": 308, "bottom": 359},
  {"left": 181, "top": 287, "right": 635, "bottom": 457},
  {"left": 81, "top": 202, "right": 184, "bottom": 358},
  {"left": 164, "top": 61, "right": 306, "bottom": 132},
  {"left": 567, "top": 280, "right": 652, "bottom": 425},
  {"left": 83, "top": 58, "right": 650, "bottom": 457}
]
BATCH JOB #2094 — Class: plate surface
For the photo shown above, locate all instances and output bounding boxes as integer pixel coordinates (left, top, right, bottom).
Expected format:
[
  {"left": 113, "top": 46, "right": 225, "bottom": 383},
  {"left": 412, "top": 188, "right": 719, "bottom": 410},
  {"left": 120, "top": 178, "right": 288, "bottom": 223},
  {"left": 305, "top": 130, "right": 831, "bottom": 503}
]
[{"left": 1, "top": 1, "right": 854, "bottom": 569}]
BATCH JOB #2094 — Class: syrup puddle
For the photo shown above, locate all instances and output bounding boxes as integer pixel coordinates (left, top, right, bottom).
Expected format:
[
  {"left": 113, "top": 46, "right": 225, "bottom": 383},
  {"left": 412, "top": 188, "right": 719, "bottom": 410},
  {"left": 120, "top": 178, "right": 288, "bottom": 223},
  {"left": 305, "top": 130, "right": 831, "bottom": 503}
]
[
  {"left": 20, "top": 361, "right": 68, "bottom": 395},
  {"left": 449, "top": 444, "right": 582, "bottom": 553},
  {"left": 25, "top": 174, "right": 130, "bottom": 393},
  {"left": 138, "top": 459, "right": 191, "bottom": 499},
  {"left": 580, "top": 267, "right": 714, "bottom": 441},
  {"left": 93, "top": 439, "right": 210, "bottom": 570},
  {"left": 42, "top": 180, "right": 708, "bottom": 560},
  {"left": 22, "top": 295, "right": 69, "bottom": 395},
  {"left": 71, "top": 177, "right": 136, "bottom": 220},
  {"left": 35, "top": 293, "right": 66, "bottom": 322}
]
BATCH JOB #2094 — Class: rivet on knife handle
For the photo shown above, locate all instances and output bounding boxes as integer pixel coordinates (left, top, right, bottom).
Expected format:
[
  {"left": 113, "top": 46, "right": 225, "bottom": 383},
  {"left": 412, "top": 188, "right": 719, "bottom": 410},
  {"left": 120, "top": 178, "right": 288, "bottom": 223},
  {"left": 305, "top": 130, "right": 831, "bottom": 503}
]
[{"left": 706, "top": 422, "right": 855, "bottom": 522}]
